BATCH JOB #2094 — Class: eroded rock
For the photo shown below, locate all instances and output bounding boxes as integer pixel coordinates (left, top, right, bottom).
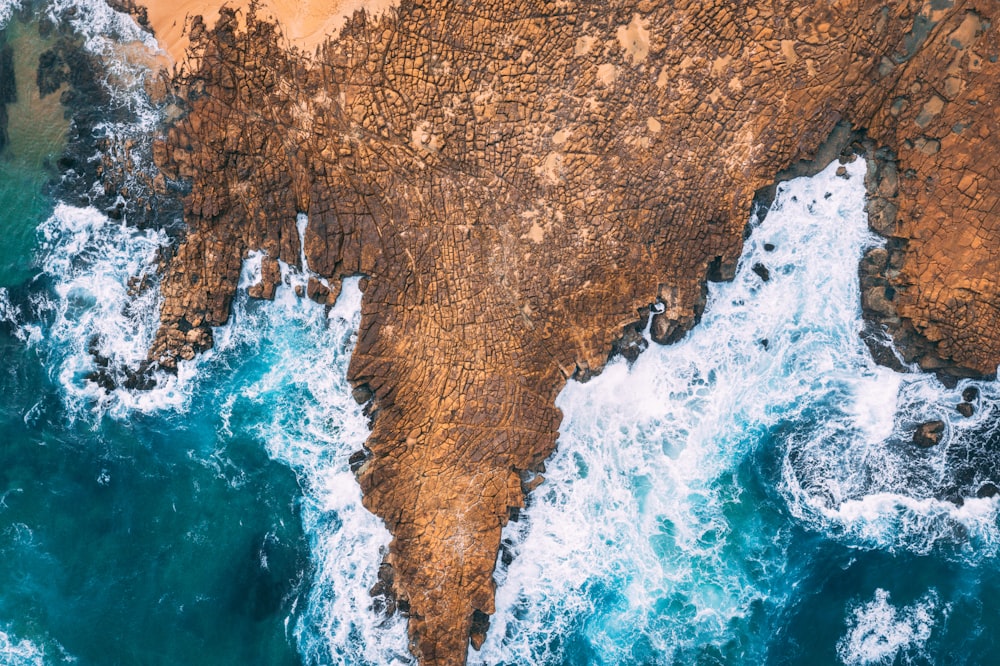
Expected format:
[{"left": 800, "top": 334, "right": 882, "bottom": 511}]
[
  {"left": 913, "top": 420, "right": 945, "bottom": 448},
  {"left": 140, "top": 1, "right": 1000, "bottom": 663}
]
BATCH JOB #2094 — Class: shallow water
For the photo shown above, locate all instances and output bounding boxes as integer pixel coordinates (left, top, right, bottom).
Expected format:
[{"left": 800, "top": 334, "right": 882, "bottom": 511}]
[
  {"left": 1, "top": 3, "right": 999, "bottom": 665},
  {"left": 0, "top": 16, "right": 69, "bottom": 285}
]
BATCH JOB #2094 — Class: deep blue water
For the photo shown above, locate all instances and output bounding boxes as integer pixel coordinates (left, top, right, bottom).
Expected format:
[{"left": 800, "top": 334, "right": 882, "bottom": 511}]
[{"left": 2, "top": 3, "right": 1000, "bottom": 665}]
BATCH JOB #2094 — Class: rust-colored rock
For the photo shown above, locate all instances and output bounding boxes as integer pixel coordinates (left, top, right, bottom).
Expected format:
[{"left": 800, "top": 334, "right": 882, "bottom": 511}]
[
  {"left": 140, "top": 1, "right": 1000, "bottom": 663},
  {"left": 860, "top": 4, "right": 1000, "bottom": 377}
]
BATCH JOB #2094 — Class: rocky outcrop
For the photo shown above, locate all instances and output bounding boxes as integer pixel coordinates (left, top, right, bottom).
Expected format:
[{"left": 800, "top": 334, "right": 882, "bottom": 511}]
[
  {"left": 859, "top": 4, "right": 1000, "bottom": 378},
  {"left": 142, "top": 1, "right": 1000, "bottom": 663}
]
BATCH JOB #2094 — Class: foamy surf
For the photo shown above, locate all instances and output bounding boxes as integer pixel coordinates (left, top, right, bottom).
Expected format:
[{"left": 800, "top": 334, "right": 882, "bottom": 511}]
[
  {"left": 0, "top": 0, "right": 20, "bottom": 28},
  {"left": 6, "top": 3, "right": 1000, "bottom": 661},
  {"left": 0, "top": 626, "right": 49, "bottom": 666},
  {"left": 32, "top": 202, "right": 190, "bottom": 418},
  {"left": 212, "top": 274, "right": 414, "bottom": 665},
  {"left": 477, "top": 159, "right": 999, "bottom": 663},
  {"left": 837, "top": 588, "right": 946, "bottom": 666}
]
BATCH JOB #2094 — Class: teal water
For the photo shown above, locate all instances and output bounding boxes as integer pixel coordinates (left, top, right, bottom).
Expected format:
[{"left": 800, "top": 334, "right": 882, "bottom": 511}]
[{"left": 2, "top": 3, "right": 1000, "bottom": 665}]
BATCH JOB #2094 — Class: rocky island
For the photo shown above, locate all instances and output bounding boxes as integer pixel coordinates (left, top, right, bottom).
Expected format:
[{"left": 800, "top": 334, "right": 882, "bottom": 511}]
[{"left": 127, "top": 1, "right": 1000, "bottom": 663}]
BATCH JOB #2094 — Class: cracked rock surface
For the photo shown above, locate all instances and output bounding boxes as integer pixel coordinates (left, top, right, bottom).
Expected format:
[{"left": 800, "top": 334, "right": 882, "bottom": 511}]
[{"left": 139, "top": 1, "right": 1000, "bottom": 663}]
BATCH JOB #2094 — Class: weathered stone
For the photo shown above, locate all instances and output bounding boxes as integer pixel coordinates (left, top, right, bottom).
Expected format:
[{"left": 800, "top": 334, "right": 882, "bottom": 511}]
[
  {"left": 139, "top": 2, "right": 1000, "bottom": 663},
  {"left": 913, "top": 420, "right": 945, "bottom": 448}
]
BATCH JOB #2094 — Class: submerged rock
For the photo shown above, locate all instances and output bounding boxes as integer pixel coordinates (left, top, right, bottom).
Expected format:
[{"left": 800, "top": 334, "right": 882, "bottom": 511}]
[
  {"left": 913, "top": 420, "right": 945, "bottom": 448},
  {"left": 751, "top": 263, "right": 771, "bottom": 282},
  {"left": 0, "top": 43, "right": 14, "bottom": 152},
  {"left": 977, "top": 483, "right": 999, "bottom": 499}
]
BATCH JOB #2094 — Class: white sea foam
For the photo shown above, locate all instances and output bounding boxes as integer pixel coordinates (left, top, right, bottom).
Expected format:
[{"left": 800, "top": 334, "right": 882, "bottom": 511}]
[
  {"left": 213, "top": 274, "right": 413, "bottom": 665},
  {"left": 477, "top": 159, "right": 999, "bottom": 663},
  {"left": 31, "top": 202, "right": 194, "bottom": 417},
  {"left": 45, "top": 0, "right": 158, "bottom": 57},
  {"left": 296, "top": 213, "right": 310, "bottom": 272},
  {"left": 0, "top": 288, "right": 41, "bottom": 344},
  {"left": 0, "top": 627, "right": 47, "bottom": 666},
  {"left": 13, "top": 9, "right": 997, "bottom": 657},
  {"left": 837, "top": 589, "right": 944, "bottom": 666},
  {"left": 0, "top": 0, "right": 20, "bottom": 28}
]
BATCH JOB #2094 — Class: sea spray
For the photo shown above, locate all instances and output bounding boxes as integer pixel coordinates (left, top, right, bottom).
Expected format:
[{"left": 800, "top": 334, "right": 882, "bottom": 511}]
[
  {"left": 33, "top": 202, "right": 186, "bottom": 417},
  {"left": 2, "top": 4, "right": 412, "bottom": 656},
  {"left": 211, "top": 270, "right": 415, "bottom": 665},
  {"left": 45, "top": 0, "right": 159, "bottom": 60},
  {"left": 4, "top": 4, "right": 999, "bottom": 659},
  {"left": 0, "top": 0, "right": 20, "bottom": 28}
]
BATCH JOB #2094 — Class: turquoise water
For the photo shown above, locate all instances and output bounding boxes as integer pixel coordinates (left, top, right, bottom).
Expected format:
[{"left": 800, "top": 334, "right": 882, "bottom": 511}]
[{"left": 2, "top": 3, "right": 1000, "bottom": 665}]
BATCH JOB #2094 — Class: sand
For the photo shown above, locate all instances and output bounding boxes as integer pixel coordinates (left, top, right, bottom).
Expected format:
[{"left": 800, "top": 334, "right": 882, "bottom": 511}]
[{"left": 139, "top": 0, "right": 399, "bottom": 63}]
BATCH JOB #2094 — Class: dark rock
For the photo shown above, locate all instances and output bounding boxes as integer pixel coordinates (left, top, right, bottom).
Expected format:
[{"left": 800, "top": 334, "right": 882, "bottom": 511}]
[
  {"left": 977, "top": 483, "right": 999, "bottom": 499},
  {"left": 0, "top": 44, "right": 14, "bottom": 104},
  {"left": 349, "top": 449, "right": 370, "bottom": 473},
  {"left": 859, "top": 321, "right": 908, "bottom": 373},
  {"left": 763, "top": 243, "right": 776, "bottom": 252},
  {"left": 650, "top": 312, "right": 685, "bottom": 345},
  {"left": 941, "top": 490, "right": 965, "bottom": 507},
  {"left": 962, "top": 386, "right": 980, "bottom": 403},
  {"left": 121, "top": 361, "right": 157, "bottom": 391},
  {"left": 352, "top": 384, "right": 373, "bottom": 405},
  {"left": 751, "top": 263, "right": 770, "bottom": 282},
  {"left": 610, "top": 317, "right": 648, "bottom": 363},
  {"left": 912, "top": 420, "right": 945, "bottom": 448},
  {"left": 36, "top": 48, "right": 67, "bottom": 97},
  {"left": 956, "top": 402, "right": 974, "bottom": 418},
  {"left": 707, "top": 255, "right": 737, "bottom": 282},
  {"left": 469, "top": 609, "right": 490, "bottom": 651}
]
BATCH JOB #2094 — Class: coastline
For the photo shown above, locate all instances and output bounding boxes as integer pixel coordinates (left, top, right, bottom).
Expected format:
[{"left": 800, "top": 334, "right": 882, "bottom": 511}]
[{"left": 132, "top": 1, "right": 1000, "bottom": 664}]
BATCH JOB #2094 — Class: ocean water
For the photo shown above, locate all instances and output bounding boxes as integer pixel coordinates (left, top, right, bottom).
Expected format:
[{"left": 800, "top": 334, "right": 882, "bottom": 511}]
[
  {"left": 0, "top": 15, "right": 69, "bottom": 286},
  {"left": 1, "top": 3, "right": 999, "bottom": 665}
]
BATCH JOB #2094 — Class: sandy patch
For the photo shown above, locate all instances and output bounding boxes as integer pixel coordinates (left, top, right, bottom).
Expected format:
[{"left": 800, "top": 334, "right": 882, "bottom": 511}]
[
  {"left": 139, "top": 0, "right": 399, "bottom": 64},
  {"left": 616, "top": 13, "right": 649, "bottom": 64}
]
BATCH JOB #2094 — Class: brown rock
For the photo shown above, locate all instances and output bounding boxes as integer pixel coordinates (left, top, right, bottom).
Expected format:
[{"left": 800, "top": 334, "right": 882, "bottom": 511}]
[
  {"left": 138, "top": 2, "right": 1000, "bottom": 663},
  {"left": 913, "top": 420, "right": 945, "bottom": 448}
]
